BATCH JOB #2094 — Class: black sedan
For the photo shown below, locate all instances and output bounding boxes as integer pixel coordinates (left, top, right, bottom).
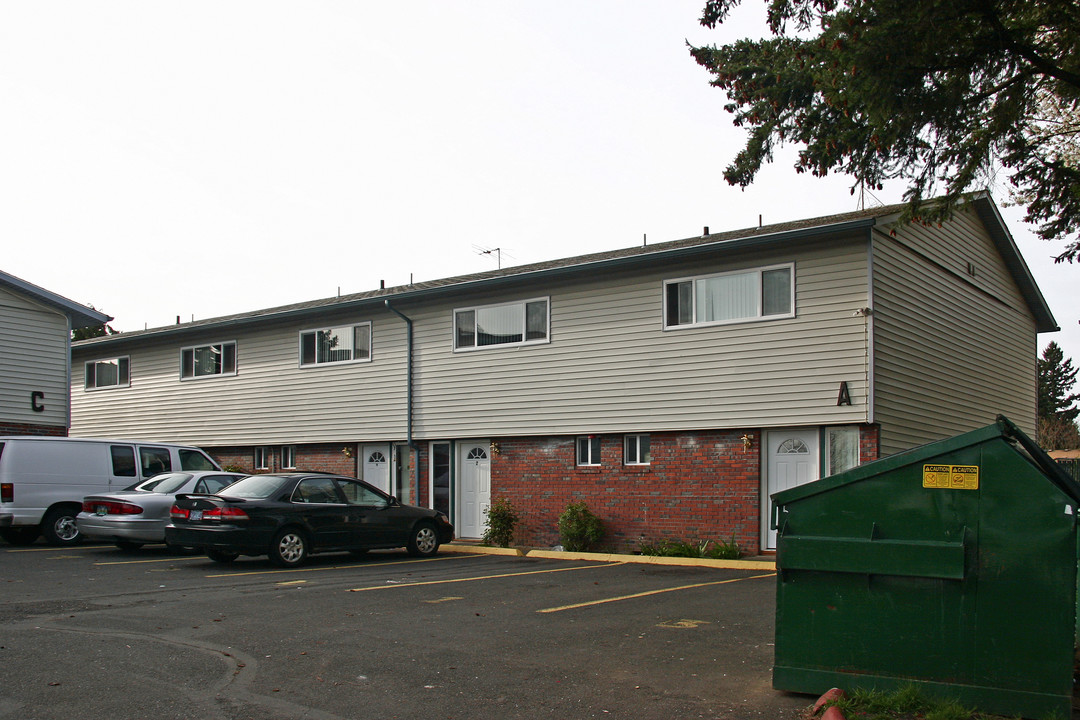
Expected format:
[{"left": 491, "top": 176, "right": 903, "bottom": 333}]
[{"left": 165, "top": 473, "right": 454, "bottom": 567}]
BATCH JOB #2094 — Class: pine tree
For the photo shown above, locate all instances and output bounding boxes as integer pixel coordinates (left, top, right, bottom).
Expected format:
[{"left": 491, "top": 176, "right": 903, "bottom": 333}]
[
  {"left": 690, "top": 0, "right": 1080, "bottom": 262},
  {"left": 1038, "top": 341, "right": 1079, "bottom": 423}
]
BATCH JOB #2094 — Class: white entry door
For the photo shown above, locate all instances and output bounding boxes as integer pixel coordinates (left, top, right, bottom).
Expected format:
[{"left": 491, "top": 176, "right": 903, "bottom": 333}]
[
  {"left": 763, "top": 428, "right": 820, "bottom": 550},
  {"left": 362, "top": 444, "right": 391, "bottom": 495},
  {"left": 457, "top": 441, "right": 491, "bottom": 539}
]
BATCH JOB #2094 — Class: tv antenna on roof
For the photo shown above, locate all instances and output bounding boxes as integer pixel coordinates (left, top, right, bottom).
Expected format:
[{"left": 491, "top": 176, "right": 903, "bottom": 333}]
[{"left": 473, "top": 245, "right": 515, "bottom": 270}]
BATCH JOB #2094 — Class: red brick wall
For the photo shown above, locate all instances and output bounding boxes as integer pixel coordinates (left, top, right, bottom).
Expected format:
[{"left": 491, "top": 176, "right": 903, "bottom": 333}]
[
  {"left": 0, "top": 422, "right": 67, "bottom": 437},
  {"left": 489, "top": 430, "right": 764, "bottom": 555},
  {"left": 208, "top": 443, "right": 360, "bottom": 475}
]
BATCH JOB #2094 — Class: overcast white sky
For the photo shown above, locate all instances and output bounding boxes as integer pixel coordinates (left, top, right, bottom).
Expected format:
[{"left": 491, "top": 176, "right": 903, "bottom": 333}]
[{"left": 2, "top": 1, "right": 1076, "bottom": 366}]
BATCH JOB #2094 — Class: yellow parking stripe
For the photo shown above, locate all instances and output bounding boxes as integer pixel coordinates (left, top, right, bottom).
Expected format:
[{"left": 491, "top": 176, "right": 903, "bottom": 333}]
[
  {"left": 347, "top": 562, "right": 624, "bottom": 592},
  {"left": 6, "top": 544, "right": 115, "bottom": 553},
  {"left": 209, "top": 552, "right": 483, "bottom": 578},
  {"left": 96, "top": 556, "right": 207, "bottom": 565},
  {"left": 537, "top": 572, "right": 776, "bottom": 613}
]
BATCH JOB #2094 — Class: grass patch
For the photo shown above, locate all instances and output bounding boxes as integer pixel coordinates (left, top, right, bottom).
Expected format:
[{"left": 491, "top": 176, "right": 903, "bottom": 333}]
[
  {"left": 819, "top": 685, "right": 1047, "bottom": 720},
  {"left": 638, "top": 536, "right": 741, "bottom": 560}
]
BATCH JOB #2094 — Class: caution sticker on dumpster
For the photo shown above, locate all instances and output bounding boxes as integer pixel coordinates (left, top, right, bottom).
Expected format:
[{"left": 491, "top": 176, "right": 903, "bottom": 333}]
[{"left": 923, "top": 464, "right": 979, "bottom": 490}]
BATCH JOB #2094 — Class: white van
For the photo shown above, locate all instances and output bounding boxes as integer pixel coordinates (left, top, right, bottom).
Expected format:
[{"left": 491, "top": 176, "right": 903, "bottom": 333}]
[{"left": 0, "top": 437, "right": 221, "bottom": 546}]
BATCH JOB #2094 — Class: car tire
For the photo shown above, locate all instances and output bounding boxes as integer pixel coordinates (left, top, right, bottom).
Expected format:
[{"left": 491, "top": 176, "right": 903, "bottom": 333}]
[
  {"left": 406, "top": 522, "right": 440, "bottom": 558},
  {"left": 41, "top": 506, "right": 81, "bottom": 546},
  {"left": 1, "top": 527, "right": 40, "bottom": 546},
  {"left": 269, "top": 528, "right": 308, "bottom": 567},
  {"left": 115, "top": 541, "right": 144, "bottom": 552},
  {"left": 207, "top": 549, "right": 240, "bottom": 563}
]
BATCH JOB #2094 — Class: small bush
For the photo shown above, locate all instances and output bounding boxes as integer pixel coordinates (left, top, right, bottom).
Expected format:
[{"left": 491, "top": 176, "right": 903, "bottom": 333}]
[
  {"left": 639, "top": 536, "right": 741, "bottom": 560},
  {"left": 222, "top": 464, "right": 247, "bottom": 473},
  {"left": 557, "top": 502, "right": 605, "bottom": 552},
  {"left": 482, "top": 497, "right": 519, "bottom": 548}
]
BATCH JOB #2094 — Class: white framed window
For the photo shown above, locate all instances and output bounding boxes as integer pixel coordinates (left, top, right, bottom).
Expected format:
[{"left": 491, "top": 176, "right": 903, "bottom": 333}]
[
  {"left": 181, "top": 341, "right": 236, "bottom": 380},
  {"left": 664, "top": 263, "right": 794, "bottom": 329},
  {"left": 576, "top": 436, "right": 601, "bottom": 466},
  {"left": 454, "top": 297, "right": 549, "bottom": 351},
  {"left": 281, "top": 445, "right": 296, "bottom": 469},
  {"left": 254, "top": 447, "right": 271, "bottom": 471},
  {"left": 300, "top": 323, "right": 371, "bottom": 367},
  {"left": 85, "top": 357, "right": 130, "bottom": 390},
  {"left": 824, "top": 426, "right": 860, "bottom": 476},
  {"left": 624, "top": 434, "right": 651, "bottom": 465}
]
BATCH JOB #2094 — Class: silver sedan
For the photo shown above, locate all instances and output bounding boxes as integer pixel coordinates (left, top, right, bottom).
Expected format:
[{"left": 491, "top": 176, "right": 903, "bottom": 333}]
[{"left": 77, "top": 471, "right": 246, "bottom": 550}]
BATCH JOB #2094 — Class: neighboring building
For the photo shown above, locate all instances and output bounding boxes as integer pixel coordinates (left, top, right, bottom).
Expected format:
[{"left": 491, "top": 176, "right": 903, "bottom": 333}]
[
  {"left": 70, "top": 194, "right": 1057, "bottom": 554},
  {"left": 1, "top": 270, "right": 111, "bottom": 436}
]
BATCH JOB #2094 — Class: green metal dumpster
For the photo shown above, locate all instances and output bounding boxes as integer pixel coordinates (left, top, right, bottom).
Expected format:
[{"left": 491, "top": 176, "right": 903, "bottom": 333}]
[{"left": 772, "top": 416, "right": 1080, "bottom": 719}]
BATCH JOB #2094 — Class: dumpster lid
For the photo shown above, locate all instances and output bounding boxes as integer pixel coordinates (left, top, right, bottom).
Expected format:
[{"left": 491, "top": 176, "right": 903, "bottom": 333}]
[{"left": 772, "top": 415, "right": 1080, "bottom": 505}]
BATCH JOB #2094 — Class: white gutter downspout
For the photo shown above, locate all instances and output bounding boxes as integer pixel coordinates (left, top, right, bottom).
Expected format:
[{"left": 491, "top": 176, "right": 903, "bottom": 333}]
[{"left": 384, "top": 301, "right": 419, "bottom": 497}]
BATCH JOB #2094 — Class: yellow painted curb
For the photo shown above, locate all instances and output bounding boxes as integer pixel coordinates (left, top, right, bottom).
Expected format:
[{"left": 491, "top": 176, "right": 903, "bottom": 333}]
[
  {"left": 526, "top": 549, "right": 774, "bottom": 570},
  {"left": 447, "top": 544, "right": 774, "bottom": 570},
  {"left": 446, "top": 544, "right": 525, "bottom": 557}
]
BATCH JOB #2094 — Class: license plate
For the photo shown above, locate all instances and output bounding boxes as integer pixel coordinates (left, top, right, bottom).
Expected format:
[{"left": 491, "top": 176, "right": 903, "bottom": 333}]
[{"left": 189, "top": 510, "right": 203, "bottom": 522}]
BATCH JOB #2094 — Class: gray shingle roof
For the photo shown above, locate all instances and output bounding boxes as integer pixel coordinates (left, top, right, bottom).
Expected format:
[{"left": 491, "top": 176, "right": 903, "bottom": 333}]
[
  {"left": 72, "top": 193, "right": 1056, "bottom": 347},
  {"left": 0, "top": 270, "right": 112, "bottom": 329}
]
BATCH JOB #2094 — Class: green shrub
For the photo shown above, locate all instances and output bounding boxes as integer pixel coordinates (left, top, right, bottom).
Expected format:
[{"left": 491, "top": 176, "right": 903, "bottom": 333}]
[
  {"left": 557, "top": 502, "right": 605, "bottom": 552},
  {"left": 482, "top": 497, "right": 519, "bottom": 548},
  {"left": 638, "top": 536, "right": 742, "bottom": 559},
  {"left": 222, "top": 464, "right": 247, "bottom": 473}
]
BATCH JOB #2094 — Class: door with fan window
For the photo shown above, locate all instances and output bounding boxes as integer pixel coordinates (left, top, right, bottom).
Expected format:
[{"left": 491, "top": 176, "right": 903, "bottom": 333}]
[
  {"left": 457, "top": 442, "right": 491, "bottom": 539},
  {"left": 362, "top": 444, "right": 390, "bottom": 495},
  {"left": 763, "top": 429, "right": 819, "bottom": 550}
]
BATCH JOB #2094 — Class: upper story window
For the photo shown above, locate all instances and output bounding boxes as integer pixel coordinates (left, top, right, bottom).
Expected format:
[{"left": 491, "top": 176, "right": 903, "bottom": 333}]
[
  {"left": 300, "top": 323, "right": 371, "bottom": 367},
  {"left": 181, "top": 342, "right": 236, "bottom": 380},
  {"left": 664, "top": 263, "right": 794, "bottom": 329},
  {"left": 85, "top": 357, "right": 130, "bottom": 390},
  {"left": 454, "top": 298, "right": 549, "bottom": 351}
]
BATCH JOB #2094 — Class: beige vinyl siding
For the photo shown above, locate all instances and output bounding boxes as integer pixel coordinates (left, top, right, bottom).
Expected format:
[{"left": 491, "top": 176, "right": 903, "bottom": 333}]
[
  {"left": 72, "top": 236, "right": 872, "bottom": 445},
  {"left": 0, "top": 287, "right": 70, "bottom": 428},
  {"left": 72, "top": 310, "right": 407, "bottom": 445},
  {"left": 409, "top": 235, "right": 871, "bottom": 437},
  {"left": 872, "top": 205, "right": 1038, "bottom": 455}
]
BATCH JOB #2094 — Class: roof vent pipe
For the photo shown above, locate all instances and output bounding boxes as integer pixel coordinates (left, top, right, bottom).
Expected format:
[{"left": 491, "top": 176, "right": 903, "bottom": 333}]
[
  {"left": 380, "top": 280, "right": 385, "bottom": 290},
  {"left": 703, "top": 226, "right": 709, "bottom": 237}
]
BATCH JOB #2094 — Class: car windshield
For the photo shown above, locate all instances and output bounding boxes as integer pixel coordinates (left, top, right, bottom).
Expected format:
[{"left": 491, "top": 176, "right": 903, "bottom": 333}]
[
  {"left": 136, "top": 473, "right": 193, "bottom": 493},
  {"left": 220, "top": 474, "right": 290, "bottom": 499}
]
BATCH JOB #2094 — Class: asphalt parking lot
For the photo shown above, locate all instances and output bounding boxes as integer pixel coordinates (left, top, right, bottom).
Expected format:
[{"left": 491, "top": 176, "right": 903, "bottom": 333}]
[{"left": 0, "top": 542, "right": 809, "bottom": 720}]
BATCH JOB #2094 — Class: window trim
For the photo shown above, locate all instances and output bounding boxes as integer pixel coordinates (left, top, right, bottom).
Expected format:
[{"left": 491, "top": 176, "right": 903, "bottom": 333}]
[
  {"left": 624, "top": 434, "right": 651, "bottom": 466},
  {"left": 298, "top": 322, "right": 372, "bottom": 368},
  {"left": 179, "top": 341, "right": 237, "bottom": 381},
  {"left": 576, "top": 435, "right": 602, "bottom": 467},
  {"left": 663, "top": 262, "right": 795, "bottom": 330},
  {"left": 453, "top": 296, "right": 550, "bottom": 352},
  {"left": 254, "top": 447, "right": 271, "bottom": 471},
  {"left": 281, "top": 445, "right": 296, "bottom": 470},
  {"left": 84, "top": 356, "right": 131, "bottom": 391}
]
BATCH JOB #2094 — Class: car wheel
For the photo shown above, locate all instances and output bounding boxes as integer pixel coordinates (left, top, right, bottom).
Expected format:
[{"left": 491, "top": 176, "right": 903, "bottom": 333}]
[
  {"left": 407, "top": 522, "right": 439, "bottom": 557},
  {"left": 115, "top": 541, "right": 144, "bottom": 551},
  {"left": 1, "top": 527, "right": 40, "bottom": 546},
  {"left": 207, "top": 549, "right": 240, "bottom": 563},
  {"left": 41, "top": 506, "right": 81, "bottom": 546},
  {"left": 269, "top": 528, "right": 308, "bottom": 567}
]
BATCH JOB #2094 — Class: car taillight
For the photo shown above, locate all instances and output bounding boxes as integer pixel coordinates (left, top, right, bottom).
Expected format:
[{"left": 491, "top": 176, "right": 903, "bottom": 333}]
[
  {"left": 170, "top": 504, "right": 188, "bottom": 520},
  {"left": 83, "top": 500, "right": 143, "bottom": 515},
  {"left": 1, "top": 483, "right": 12, "bottom": 503},
  {"left": 203, "top": 506, "right": 248, "bottom": 520}
]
